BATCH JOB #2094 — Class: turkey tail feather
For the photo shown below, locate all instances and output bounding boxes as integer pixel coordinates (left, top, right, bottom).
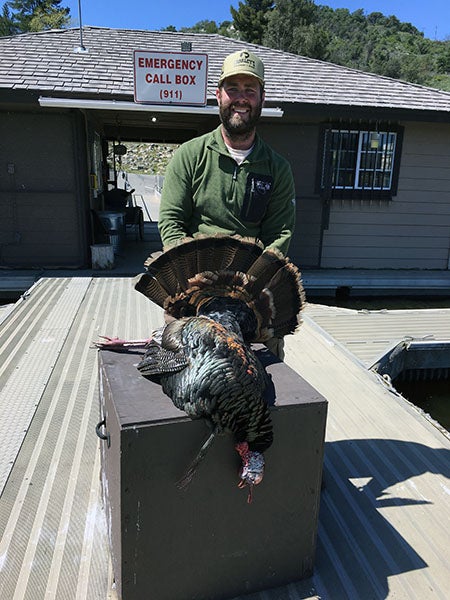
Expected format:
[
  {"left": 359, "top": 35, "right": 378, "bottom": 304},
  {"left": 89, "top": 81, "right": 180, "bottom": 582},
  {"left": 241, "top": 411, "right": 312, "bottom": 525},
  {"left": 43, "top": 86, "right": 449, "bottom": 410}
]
[
  {"left": 260, "top": 262, "right": 306, "bottom": 337},
  {"left": 133, "top": 273, "right": 170, "bottom": 308},
  {"left": 245, "top": 248, "right": 286, "bottom": 298}
]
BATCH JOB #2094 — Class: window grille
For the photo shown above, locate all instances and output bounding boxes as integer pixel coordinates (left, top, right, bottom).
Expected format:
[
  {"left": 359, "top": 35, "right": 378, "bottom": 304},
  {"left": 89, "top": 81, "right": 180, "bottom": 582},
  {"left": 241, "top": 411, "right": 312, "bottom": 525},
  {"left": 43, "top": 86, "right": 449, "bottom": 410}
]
[{"left": 319, "top": 124, "right": 403, "bottom": 200}]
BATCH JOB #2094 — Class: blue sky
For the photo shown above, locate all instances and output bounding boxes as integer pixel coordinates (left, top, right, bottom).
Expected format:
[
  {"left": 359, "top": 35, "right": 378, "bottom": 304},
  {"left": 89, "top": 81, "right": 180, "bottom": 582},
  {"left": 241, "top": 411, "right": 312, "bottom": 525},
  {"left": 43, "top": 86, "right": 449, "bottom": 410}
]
[{"left": 47, "top": 1, "right": 450, "bottom": 41}]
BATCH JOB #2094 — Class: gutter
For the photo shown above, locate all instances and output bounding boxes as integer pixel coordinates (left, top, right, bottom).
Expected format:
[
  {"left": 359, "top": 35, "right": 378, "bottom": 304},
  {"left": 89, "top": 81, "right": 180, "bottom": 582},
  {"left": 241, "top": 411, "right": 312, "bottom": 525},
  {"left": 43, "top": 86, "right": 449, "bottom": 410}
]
[{"left": 38, "top": 96, "right": 284, "bottom": 117}]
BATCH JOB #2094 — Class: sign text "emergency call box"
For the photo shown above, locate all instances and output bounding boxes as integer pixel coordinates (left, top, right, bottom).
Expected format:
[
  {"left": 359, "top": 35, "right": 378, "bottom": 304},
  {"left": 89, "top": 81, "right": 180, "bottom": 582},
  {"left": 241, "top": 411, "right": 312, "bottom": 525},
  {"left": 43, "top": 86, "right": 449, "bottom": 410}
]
[{"left": 134, "top": 50, "right": 208, "bottom": 106}]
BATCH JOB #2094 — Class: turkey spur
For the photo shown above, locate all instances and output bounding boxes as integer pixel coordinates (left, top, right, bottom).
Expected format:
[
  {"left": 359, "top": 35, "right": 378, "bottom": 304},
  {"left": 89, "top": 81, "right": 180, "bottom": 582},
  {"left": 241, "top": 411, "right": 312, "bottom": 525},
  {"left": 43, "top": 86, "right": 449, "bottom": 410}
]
[{"left": 130, "top": 235, "right": 305, "bottom": 501}]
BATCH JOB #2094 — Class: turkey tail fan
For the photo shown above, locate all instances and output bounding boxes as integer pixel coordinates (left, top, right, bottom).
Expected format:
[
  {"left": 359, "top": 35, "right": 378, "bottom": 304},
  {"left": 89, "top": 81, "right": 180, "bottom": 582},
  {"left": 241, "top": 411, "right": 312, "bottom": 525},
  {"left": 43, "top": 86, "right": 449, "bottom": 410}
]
[
  {"left": 140, "top": 235, "right": 255, "bottom": 297},
  {"left": 134, "top": 273, "right": 171, "bottom": 308},
  {"left": 176, "top": 429, "right": 217, "bottom": 490},
  {"left": 185, "top": 271, "right": 248, "bottom": 302},
  {"left": 135, "top": 235, "right": 305, "bottom": 337},
  {"left": 143, "top": 249, "right": 162, "bottom": 270},
  {"left": 145, "top": 247, "right": 191, "bottom": 296},
  {"left": 263, "top": 263, "right": 306, "bottom": 337},
  {"left": 192, "top": 235, "right": 239, "bottom": 273},
  {"left": 145, "top": 235, "right": 261, "bottom": 272},
  {"left": 244, "top": 249, "right": 289, "bottom": 300},
  {"left": 163, "top": 271, "right": 251, "bottom": 321},
  {"left": 136, "top": 235, "right": 262, "bottom": 305},
  {"left": 143, "top": 236, "right": 226, "bottom": 297},
  {"left": 191, "top": 236, "right": 226, "bottom": 273},
  {"left": 186, "top": 234, "right": 263, "bottom": 274},
  {"left": 224, "top": 236, "right": 264, "bottom": 273}
]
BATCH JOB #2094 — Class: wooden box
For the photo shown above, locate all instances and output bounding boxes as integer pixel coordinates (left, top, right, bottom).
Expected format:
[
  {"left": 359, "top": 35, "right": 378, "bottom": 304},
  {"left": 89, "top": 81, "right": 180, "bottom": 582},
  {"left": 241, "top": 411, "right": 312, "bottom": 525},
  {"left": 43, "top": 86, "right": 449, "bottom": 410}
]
[{"left": 98, "top": 347, "right": 327, "bottom": 600}]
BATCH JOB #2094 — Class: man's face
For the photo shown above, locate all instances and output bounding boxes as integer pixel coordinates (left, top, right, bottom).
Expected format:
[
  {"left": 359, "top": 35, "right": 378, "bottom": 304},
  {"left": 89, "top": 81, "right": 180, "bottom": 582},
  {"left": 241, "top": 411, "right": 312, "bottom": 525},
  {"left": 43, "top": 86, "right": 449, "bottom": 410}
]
[{"left": 216, "top": 74, "right": 265, "bottom": 137}]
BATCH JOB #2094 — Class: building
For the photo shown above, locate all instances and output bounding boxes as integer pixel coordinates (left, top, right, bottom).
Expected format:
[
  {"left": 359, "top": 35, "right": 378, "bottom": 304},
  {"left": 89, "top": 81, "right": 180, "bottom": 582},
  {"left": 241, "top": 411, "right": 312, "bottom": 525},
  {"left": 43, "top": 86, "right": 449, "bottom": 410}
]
[{"left": 1, "top": 27, "right": 450, "bottom": 271}]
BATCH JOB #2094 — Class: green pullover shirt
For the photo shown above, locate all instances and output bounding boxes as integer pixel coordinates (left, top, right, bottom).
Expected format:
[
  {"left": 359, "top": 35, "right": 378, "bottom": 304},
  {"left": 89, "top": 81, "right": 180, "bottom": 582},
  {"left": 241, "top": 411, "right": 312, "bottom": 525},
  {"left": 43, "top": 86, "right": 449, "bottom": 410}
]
[{"left": 158, "top": 125, "right": 296, "bottom": 255}]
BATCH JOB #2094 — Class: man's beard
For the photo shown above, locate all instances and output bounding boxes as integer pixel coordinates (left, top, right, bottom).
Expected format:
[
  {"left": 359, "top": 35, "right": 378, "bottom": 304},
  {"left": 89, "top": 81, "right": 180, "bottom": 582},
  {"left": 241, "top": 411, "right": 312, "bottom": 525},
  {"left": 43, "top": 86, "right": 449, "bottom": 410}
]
[{"left": 219, "top": 101, "right": 262, "bottom": 141}]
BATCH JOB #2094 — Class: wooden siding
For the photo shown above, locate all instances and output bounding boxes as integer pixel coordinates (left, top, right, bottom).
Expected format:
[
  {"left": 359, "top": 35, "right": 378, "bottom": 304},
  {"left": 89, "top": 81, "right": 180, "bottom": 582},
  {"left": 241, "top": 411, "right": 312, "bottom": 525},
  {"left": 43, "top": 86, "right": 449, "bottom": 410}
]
[
  {"left": 0, "top": 112, "right": 87, "bottom": 267},
  {"left": 320, "top": 121, "right": 450, "bottom": 269},
  {"left": 259, "top": 121, "right": 323, "bottom": 267}
]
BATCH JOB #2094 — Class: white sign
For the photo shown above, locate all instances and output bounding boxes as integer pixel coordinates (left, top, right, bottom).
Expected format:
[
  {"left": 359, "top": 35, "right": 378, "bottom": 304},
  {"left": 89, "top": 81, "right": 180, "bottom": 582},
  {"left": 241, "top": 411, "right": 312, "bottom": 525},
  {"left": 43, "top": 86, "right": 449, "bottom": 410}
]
[{"left": 133, "top": 50, "right": 208, "bottom": 106}]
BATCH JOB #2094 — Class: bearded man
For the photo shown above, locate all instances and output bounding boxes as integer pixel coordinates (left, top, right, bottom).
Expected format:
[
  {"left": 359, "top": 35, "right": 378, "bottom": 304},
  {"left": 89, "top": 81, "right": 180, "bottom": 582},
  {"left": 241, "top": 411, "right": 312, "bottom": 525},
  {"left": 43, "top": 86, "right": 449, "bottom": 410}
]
[{"left": 157, "top": 50, "right": 297, "bottom": 358}]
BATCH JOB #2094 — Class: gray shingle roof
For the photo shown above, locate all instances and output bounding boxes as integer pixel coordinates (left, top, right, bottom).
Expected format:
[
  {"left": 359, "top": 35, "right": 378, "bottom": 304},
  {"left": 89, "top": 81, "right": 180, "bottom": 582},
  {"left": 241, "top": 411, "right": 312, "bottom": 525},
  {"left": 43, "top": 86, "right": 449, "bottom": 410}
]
[{"left": 2, "top": 26, "right": 450, "bottom": 114}]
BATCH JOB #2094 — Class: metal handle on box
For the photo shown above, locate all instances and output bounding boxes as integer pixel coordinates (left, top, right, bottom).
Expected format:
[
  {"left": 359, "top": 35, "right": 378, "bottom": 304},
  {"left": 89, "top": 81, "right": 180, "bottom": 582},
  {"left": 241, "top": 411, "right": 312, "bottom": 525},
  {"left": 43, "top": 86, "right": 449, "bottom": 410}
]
[{"left": 95, "top": 418, "right": 110, "bottom": 447}]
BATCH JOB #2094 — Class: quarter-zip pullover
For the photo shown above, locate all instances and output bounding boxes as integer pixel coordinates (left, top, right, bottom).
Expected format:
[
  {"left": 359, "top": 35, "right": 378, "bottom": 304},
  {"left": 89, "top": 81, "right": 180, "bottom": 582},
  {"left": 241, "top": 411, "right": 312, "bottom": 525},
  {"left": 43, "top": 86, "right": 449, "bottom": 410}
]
[{"left": 158, "top": 125, "right": 296, "bottom": 255}]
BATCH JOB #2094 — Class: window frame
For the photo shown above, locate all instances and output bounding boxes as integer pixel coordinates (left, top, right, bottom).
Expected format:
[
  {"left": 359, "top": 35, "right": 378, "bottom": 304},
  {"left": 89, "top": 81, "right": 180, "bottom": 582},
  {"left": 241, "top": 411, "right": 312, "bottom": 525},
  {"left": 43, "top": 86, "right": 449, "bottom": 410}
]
[{"left": 317, "top": 123, "right": 404, "bottom": 201}]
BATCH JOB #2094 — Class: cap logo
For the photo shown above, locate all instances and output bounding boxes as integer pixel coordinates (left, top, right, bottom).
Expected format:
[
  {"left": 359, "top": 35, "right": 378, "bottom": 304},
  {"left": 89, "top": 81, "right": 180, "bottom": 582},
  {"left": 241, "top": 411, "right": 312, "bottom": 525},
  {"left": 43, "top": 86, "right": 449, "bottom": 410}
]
[{"left": 234, "top": 51, "right": 256, "bottom": 69}]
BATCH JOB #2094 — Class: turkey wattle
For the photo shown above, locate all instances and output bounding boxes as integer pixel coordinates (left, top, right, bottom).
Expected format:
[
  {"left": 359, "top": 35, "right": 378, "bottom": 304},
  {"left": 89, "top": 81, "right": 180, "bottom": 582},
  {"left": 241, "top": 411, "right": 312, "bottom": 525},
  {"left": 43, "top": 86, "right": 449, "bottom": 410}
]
[{"left": 132, "top": 235, "right": 305, "bottom": 501}]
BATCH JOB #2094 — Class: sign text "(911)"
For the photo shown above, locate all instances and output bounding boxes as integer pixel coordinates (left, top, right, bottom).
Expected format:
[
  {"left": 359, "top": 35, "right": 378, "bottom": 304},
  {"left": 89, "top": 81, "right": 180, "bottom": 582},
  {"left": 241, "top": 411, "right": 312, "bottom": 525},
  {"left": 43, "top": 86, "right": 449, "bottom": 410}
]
[{"left": 133, "top": 50, "right": 208, "bottom": 106}]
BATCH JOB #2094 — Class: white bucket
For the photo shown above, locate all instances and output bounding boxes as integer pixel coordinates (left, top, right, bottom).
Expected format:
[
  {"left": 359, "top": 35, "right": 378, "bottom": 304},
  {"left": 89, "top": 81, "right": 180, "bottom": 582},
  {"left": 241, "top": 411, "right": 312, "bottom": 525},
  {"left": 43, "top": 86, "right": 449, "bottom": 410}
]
[{"left": 91, "top": 244, "right": 115, "bottom": 270}]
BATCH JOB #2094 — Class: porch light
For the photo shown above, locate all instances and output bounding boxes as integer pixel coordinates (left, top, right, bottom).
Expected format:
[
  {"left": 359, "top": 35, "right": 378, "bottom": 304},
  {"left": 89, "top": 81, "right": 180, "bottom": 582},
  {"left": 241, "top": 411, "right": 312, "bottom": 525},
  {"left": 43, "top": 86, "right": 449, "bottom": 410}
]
[{"left": 370, "top": 131, "right": 380, "bottom": 149}]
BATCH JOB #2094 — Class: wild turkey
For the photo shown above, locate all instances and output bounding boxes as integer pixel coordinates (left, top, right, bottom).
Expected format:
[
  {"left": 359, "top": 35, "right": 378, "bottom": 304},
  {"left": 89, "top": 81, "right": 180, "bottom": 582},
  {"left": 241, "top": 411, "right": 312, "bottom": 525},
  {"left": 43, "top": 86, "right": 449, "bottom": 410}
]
[{"left": 132, "top": 234, "right": 305, "bottom": 502}]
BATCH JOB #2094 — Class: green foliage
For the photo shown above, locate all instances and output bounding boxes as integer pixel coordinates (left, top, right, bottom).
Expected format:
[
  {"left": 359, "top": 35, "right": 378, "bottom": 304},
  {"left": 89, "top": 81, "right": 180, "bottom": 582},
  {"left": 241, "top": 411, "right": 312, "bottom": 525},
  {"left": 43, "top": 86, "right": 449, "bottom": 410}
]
[
  {"left": 166, "top": 18, "right": 239, "bottom": 39},
  {"left": 217, "top": 20, "right": 239, "bottom": 38},
  {"left": 1, "top": 0, "right": 69, "bottom": 34},
  {"left": 436, "top": 43, "right": 450, "bottom": 72},
  {"left": 181, "top": 20, "right": 218, "bottom": 34},
  {"left": 0, "top": 3, "right": 15, "bottom": 35},
  {"left": 230, "top": 0, "right": 274, "bottom": 44},
  {"left": 28, "top": 0, "right": 69, "bottom": 31},
  {"left": 225, "top": 1, "right": 450, "bottom": 91},
  {"left": 263, "top": 0, "right": 329, "bottom": 59},
  {"left": 426, "top": 73, "right": 450, "bottom": 92},
  {"left": 315, "top": 6, "right": 450, "bottom": 88}
]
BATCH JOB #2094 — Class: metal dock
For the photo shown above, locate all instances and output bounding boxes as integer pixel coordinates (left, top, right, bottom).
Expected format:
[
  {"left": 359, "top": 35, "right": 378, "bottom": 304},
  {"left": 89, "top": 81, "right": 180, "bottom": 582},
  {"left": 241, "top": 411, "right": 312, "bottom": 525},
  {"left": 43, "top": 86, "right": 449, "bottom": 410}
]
[{"left": 0, "top": 275, "right": 449, "bottom": 600}]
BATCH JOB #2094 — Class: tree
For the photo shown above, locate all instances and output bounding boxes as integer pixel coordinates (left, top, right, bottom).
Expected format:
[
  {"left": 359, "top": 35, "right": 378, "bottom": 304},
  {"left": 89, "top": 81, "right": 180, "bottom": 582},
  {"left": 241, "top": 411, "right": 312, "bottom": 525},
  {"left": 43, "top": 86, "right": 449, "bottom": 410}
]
[
  {"left": 230, "top": 0, "right": 274, "bottom": 45},
  {"left": 29, "top": 0, "right": 69, "bottom": 31},
  {"left": 181, "top": 20, "right": 218, "bottom": 34},
  {"left": 311, "top": 4, "right": 446, "bottom": 87},
  {"left": 0, "top": 3, "right": 16, "bottom": 35},
  {"left": 263, "top": 0, "right": 329, "bottom": 59},
  {"left": 217, "top": 20, "right": 239, "bottom": 39},
  {"left": 2, "top": 0, "right": 69, "bottom": 34},
  {"left": 435, "top": 41, "right": 450, "bottom": 73},
  {"left": 292, "top": 23, "right": 330, "bottom": 60}
]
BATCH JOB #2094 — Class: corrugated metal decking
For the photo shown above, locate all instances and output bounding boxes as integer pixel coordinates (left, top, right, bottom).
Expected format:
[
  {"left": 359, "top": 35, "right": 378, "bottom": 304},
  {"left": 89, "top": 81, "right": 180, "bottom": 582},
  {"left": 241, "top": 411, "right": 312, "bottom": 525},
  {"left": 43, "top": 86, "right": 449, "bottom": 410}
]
[
  {"left": 0, "top": 278, "right": 449, "bottom": 599},
  {"left": 305, "top": 303, "right": 450, "bottom": 368},
  {"left": 0, "top": 277, "right": 163, "bottom": 600},
  {"left": 284, "top": 320, "right": 450, "bottom": 599},
  {"left": 0, "top": 278, "right": 91, "bottom": 493}
]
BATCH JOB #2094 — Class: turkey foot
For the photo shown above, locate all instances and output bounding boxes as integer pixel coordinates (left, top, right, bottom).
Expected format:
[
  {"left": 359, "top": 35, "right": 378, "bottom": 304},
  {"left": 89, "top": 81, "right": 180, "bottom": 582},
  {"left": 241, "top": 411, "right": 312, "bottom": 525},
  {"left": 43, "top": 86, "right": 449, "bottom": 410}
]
[{"left": 93, "top": 335, "right": 152, "bottom": 349}]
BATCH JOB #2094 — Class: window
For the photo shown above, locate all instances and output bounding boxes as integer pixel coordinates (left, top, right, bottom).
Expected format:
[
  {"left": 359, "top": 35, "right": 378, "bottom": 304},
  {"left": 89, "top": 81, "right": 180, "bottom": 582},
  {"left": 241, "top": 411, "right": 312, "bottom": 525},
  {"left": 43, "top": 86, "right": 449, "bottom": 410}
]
[{"left": 318, "top": 124, "right": 403, "bottom": 200}]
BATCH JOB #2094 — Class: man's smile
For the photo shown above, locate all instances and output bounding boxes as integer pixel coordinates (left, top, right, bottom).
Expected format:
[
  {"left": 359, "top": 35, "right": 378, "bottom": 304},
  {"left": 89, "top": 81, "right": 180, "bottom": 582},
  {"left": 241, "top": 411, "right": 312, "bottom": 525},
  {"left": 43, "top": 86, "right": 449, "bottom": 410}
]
[{"left": 231, "top": 105, "right": 251, "bottom": 120}]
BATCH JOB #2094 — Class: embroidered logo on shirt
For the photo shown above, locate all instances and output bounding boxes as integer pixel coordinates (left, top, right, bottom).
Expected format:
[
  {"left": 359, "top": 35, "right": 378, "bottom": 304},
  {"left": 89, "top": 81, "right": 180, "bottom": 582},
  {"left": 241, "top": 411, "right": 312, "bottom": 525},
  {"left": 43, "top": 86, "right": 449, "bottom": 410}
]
[{"left": 241, "top": 173, "right": 274, "bottom": 223}]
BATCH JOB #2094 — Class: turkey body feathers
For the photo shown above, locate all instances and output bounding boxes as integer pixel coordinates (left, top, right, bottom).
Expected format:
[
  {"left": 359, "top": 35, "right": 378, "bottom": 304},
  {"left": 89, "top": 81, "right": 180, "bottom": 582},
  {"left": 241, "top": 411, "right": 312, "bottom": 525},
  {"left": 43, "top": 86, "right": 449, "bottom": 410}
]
[{"left": 137, "top": 315, "right": 273, "bottom": 453}]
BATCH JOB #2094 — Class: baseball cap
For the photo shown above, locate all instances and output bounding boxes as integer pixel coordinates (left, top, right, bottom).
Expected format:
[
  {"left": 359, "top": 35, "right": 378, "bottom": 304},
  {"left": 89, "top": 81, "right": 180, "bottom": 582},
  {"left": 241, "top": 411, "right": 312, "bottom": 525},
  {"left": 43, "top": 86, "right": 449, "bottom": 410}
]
[{"left": 218, "top": 50, "right": 265, "bottom": 86}]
